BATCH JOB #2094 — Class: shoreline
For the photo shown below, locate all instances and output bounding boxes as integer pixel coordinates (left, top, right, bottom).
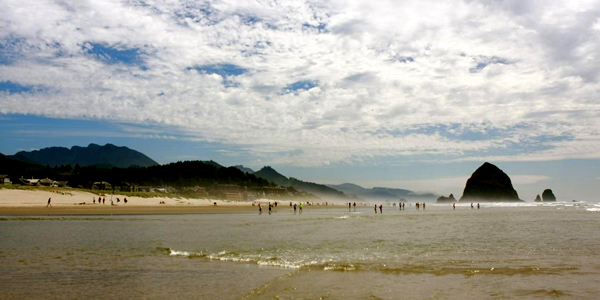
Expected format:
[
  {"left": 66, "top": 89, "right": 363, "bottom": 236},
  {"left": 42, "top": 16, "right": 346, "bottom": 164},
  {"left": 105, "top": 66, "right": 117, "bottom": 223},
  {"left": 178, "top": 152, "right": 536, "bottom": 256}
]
[{"left": 0, "top": 188, "right": 348, "bottom": 215}]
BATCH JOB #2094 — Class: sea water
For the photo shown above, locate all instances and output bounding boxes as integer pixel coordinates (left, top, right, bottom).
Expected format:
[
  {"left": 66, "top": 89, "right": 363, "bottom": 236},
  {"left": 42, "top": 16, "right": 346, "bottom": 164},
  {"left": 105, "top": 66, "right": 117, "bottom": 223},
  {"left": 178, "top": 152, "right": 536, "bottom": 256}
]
[{"left": 1, "top": 202, "right": 600, "bottom": 299}]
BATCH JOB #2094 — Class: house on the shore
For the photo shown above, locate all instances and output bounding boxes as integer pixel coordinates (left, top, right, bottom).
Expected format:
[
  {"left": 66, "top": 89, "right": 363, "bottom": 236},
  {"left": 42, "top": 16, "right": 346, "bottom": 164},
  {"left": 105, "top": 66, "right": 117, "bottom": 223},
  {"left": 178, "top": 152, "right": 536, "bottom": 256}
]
[
  {"left": 55, "top": 181, "right": 69, "bottom": 187},
  {"left": 18, "top": 177, "right": 66, "bottom": 187},
  {"left": 92, "top": 181, "right": 112, "bottom": 191},
  {"left": 19, "top": 177, "right": 40, "bottom": 186},
  {"left": 180, "top": 186, "right": 209, "bottom": 195},
  {"left": 0, "top": 175, "right": 11, "bottom": 185},
  {"left": 38, "top": 178, "right": 54, "bottom": 187}
]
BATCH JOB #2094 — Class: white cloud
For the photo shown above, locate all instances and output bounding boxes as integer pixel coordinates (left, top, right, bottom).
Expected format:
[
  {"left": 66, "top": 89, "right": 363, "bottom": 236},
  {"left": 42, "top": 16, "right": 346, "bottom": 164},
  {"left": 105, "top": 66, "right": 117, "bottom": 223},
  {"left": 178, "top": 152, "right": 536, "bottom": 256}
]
[{"left": 1, "top": 0, "right": 600, "bottom": 166}]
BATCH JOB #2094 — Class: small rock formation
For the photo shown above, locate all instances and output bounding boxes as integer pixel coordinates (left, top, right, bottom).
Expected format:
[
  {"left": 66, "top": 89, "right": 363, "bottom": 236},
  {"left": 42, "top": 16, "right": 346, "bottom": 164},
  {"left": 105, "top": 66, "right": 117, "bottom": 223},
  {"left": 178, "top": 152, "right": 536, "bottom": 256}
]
[
  {"left": 460, "top": 162, "right": 522, "bottom": 202},
  {"left": 542, "top": 189, "right": 556, "bottom": 202},
  {"left": 436, "top": 194, "right": 456, "bottom": 203},
  {"left": 534, "top": 194, "right": 542, "bottom": 202}
]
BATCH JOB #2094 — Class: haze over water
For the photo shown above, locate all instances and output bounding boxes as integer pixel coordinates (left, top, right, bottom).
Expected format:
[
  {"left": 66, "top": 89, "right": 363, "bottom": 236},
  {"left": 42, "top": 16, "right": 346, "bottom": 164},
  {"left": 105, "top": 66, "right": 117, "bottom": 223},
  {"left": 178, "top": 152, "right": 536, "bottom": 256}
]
[{"left": 2, "top": 201, "right": 600, "bottom": 299}]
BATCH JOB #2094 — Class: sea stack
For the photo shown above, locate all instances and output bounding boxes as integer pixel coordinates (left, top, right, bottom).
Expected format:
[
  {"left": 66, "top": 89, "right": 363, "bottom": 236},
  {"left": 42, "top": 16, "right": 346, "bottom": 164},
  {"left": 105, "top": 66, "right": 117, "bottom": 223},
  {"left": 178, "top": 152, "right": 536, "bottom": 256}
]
[
  {"left": 460, "top": 162, "right": 522, "bottom": 202},
  {"left": 436, "top": 194, "right": 456, "bottom": 203},
  {"left": 542, "top": 189, "right": 556, "bottom": 202},
  {"left": 534, "top": 194, "right": 542, "bottom": 202}
]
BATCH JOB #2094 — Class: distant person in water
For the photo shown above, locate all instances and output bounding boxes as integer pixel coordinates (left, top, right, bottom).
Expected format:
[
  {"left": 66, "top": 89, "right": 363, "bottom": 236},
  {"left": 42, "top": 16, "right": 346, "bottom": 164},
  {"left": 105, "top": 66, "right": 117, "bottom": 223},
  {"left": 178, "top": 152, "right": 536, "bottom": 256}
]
[
  {"left": 268, "top": 202, "right": 272, "bottom": 213},
  {"left": 299, "top": 203, "right": 303, "bottom": 212},
  {"left": 453, "top": 203, "right": 456, "bottom": 210},
  {"left": 423, "top": 202, "right": 426, "bottom": 209},
  {"left": 46, "top": 198, "right": 52, "bottom": 208},
  {"left": 275, "top": 202, "right": 278, "bottom": 208},
  {"left": 471, "top": 203, "right": 473, "bottom": 209},
  {"left": 353, "top": 202, "right": 356, "bottom": 210},
  {"left": 258, "top": 203, "right": 262, "bottom": 213},
  {"left": 293, "top": 203, "right": 297, "bottom": 212},
  {"left": 374, "top": 204, "right": 377, "bottom": 213},
  {"left": 477, "top": 203, "right": 480, "bottom": 209},
  {"left": 379, "top": 204, "right": 382, "bottom": 213}
]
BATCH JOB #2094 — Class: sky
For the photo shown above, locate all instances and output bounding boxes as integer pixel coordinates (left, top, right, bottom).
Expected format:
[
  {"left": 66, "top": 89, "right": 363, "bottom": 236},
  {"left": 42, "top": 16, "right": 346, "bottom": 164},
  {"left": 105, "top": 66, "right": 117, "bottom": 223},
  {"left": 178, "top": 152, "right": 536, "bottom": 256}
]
[{"left": 1, "top": 0, "right": 600, "bottom": 201}]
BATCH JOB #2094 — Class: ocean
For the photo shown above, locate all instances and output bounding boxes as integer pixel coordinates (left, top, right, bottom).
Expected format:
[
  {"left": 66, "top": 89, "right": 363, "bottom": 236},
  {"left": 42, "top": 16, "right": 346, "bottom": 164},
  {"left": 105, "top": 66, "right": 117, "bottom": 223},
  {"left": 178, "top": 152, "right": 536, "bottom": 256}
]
[{"left": 1, "top": 202, "right": 600, "bottom": 299}]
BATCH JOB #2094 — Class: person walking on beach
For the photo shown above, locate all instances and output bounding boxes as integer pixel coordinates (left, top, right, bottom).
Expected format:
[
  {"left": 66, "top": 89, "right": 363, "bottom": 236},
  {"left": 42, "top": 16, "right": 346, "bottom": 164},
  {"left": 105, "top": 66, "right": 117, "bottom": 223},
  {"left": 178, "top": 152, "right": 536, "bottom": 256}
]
[
  {"left": 102, "top": 197, "right": 105, "bottom": 204},
  {"left": 374, "top": 204, "right": 377, "bottom": 213},
  {"left": 379, "top": 204, "right": 383, "bottom": 214},
  {"left": 471, "top": 203, "right": 473, "bottom": 209},
  {"left": 477, "top": 203, "right": 480, "bottom": 209},
  {"left": 453, "top": 203, "right": 456, "bottom": 210},
  {"left": 299, "top": 203, "right": 303, "bottom": 212},
  {"left": 353, "top": 202, "right": 356, "bottom": 211},
  {"left": 93, "top": 197, "right": 96, "bottom": 204},
  {"left": 124, "top": 198, "right": 127, "bottom": 204},
  {"left": 423, "top": 202, "right": 426, "bottom": 210},
  {"left": 46, "top": 198, "right": 52, "bottom": 208}
]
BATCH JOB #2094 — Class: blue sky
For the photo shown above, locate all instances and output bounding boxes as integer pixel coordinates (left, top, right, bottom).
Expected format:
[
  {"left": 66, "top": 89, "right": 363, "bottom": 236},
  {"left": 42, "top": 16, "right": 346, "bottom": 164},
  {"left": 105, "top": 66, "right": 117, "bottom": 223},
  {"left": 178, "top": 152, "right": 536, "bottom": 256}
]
[{"left": 1, "top": 0, "right": 600, "bottom": 201}]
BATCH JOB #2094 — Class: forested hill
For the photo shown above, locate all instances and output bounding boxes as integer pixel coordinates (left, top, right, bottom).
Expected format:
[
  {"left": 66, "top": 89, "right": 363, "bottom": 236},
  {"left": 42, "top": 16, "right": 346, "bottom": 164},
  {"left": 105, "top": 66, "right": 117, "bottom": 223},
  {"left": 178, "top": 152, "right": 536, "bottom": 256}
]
[
  {"left": 0, "top": 155, "right": 273, "bottom": 189},
  {"left": 254, "top": 166, "right": 347, "bottom": 199},
  {"left": 8, "top": 143, "right": 158, "bottom": 168}
]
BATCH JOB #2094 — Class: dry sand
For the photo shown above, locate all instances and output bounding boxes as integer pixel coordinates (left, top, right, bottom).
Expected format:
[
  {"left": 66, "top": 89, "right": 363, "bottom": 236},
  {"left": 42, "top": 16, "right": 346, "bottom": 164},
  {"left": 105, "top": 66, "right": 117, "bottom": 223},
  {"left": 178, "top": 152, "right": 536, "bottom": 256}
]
[{"left": 0, "top": 188, "right": 343, "bottom": 215}]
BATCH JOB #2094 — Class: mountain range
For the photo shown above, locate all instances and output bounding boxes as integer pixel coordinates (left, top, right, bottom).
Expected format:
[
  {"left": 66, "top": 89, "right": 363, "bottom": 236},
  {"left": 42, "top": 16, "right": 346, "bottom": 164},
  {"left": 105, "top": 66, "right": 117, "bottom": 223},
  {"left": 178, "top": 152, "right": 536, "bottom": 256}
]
[
  {"left": 253, "top": 166, "right": 348, "bottom": 199},
  {"left": 327, "top": 183, "right": 438, "bottom": 202},
  {"left": 3, "top": 143, "right": 436, "bottom": 201},
  {"left": 8, "top": 143, "right": 158, "bottom": 168}
]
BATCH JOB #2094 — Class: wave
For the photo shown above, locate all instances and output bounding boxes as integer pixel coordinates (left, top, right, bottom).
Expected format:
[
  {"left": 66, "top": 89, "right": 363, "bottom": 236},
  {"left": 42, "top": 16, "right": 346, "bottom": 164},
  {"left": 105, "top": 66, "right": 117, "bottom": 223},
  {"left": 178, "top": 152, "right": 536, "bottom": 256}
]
[{"left": 162, "top": 247, "right": 578, "bottom": 276}]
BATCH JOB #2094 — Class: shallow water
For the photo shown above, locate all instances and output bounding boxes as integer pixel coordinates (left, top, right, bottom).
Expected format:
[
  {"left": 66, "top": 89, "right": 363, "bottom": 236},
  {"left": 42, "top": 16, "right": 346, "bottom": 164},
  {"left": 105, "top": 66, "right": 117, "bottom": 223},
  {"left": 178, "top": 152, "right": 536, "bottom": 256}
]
[{"left": 1, "top": 202, "right": 600, "bottom": 299}]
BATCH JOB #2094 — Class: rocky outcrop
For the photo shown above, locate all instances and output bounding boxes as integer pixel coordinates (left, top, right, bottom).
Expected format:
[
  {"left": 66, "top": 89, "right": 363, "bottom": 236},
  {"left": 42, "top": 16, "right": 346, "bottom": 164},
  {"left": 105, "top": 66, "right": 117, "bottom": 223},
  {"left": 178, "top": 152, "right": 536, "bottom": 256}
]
[
  {"left": 436, "top": 194, "right": 456, "bottom": 203},
  {"left": 542, "top": 189, "right": 556, "bottom": 202},
  {"left": 460, "top": 162, "right": 522, "bottom": 202},
  {"left": 535, "top": 194, "right": 542, "bottom": 202}
]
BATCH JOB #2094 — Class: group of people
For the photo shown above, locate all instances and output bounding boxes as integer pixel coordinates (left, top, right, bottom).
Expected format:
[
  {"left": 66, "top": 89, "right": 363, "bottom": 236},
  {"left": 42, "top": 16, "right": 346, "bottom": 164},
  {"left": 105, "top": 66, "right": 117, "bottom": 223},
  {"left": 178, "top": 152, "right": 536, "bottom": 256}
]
[
  {"left": 257, "top": 201, "right": 304, "bottom": 214},
  {"left": 452, "top": 203, "right": 480, "bottom": 209}
]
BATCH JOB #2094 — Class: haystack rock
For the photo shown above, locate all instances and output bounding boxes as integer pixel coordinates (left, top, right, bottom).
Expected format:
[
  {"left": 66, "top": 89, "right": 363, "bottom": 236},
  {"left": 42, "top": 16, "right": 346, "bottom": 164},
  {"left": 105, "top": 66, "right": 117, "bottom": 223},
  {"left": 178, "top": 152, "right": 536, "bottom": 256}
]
[
  {"left": 436, "top": 194, "right": 456, "bottom": 203},
  {"left": 460, "top": 162, "right": 522, "bottom": 202},
  {"left": 542, "top": 189, "right": 556, "bottom": 202},
  {"left": 534, "top": 194, "right": 542, "bottom": 202}
]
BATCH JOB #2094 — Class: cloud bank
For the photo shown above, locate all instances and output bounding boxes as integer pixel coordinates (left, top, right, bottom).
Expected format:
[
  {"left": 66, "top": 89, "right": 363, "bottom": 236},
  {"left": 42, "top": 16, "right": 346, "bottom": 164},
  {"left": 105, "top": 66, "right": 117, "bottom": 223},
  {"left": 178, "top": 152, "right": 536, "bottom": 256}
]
[{"left": 1, "top": 0, "right": 599, "bottom": 166}]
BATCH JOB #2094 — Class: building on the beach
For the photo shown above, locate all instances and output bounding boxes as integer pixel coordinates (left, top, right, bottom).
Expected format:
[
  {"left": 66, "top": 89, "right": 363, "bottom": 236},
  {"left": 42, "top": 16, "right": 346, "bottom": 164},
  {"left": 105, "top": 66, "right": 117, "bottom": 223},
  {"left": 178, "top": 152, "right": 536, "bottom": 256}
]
[
  {"left": 154, "top": 186, "right": 177, "bottom": 193},
  {"left": 92, "top": 181, "right": 112, "bottom": 191},
  {"left": 38, "top": 178, "right": 55, "bottom": 186},
  {"left": 19, "top": 177, "right": 40, "bottom": 186},
  {"left": 0, "top": 175, "right": 11, "bottom": 185},
  {"left": 180, "top": 186, "right": 209, "bottom": 195},
  {"left": 55, "top": 181, "right": 69, "bottom": 187},
  {"left": 130, "top": 185, "right": 153, "bottom": 192},
  {"left": 216, "top": 185, "right": 244, "bottom": 193},
  {"left": 249, "top": 186, "right": 286, "bottom": 196}
]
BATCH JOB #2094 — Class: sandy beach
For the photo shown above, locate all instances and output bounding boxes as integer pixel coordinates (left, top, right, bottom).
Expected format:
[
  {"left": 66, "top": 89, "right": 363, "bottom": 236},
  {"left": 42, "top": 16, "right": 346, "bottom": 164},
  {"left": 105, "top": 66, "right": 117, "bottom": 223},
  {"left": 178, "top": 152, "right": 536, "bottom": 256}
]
[{"left": 0, "top": 188, "right": 343, "bottom": 215}]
